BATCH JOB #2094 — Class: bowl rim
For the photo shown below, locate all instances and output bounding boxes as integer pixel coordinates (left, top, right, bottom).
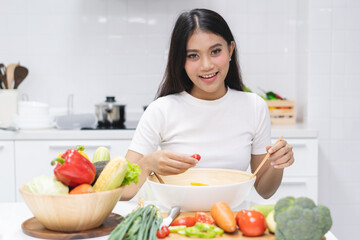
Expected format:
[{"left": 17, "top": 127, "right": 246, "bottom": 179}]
[
  {"left": 146, "top": 168, "right": 256, "bottom": 188},
  {"left": 19, "top": 184, "right": 124, "bottom": 197}
]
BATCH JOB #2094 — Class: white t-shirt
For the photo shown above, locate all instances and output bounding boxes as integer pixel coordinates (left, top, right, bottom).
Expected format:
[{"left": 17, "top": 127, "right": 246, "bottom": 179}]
[{"left": 129, "top": 88, "right": 271, "bottom": 171}]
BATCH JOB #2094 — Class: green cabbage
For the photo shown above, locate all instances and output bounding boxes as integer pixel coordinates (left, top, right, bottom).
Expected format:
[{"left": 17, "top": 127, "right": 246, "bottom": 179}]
[{"left": 25, "top": 176, "right": 69, "bottom": 194}]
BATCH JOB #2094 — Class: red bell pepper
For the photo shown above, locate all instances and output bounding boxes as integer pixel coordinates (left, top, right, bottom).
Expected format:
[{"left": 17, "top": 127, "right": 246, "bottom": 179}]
[
  {"left": 171, "top": 216, "right": 196, "bottom": 227},
  {"left": 51, "top": 146, "right": 96, "bottom": 187}
]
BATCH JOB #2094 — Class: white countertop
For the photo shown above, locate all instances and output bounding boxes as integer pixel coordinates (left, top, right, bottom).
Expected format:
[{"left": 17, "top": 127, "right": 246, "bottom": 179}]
[
  {"left": 0, "top": 123, "right": 317, "bottom": 141},
  {"left": 0, "top": 202, "right": 337, "bottom": 240},
  {"left": 0, "top": 201, "right": 137, "bottom": 240}
]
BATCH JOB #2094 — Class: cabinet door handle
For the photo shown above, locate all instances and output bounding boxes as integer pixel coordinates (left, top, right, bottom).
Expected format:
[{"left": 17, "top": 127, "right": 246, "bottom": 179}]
[
  {"left": 290, "top": 143, "right": 307, "bottom": 148},
  {"left": 282, "top": 178, "right": 307, "bottom": 185},
  {"left": 48, "top": 144, "right": 112, "bottom": 150},
  {"left": 271, "top": 142, "right": 307, "bottom": 148}
]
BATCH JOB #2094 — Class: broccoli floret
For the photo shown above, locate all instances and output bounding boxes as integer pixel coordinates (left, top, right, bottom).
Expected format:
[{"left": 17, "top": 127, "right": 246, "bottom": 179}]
[{"left": 274, "top": 196, "right": 332, "bottom": 240}]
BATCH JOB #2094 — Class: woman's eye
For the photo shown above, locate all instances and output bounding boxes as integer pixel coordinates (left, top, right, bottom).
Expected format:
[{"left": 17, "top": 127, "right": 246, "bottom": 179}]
[
  {"left": 187, "top": 54, "right": 198, "bottom": 59},
  {"left": 211, "top": 48, "right": 222, "bottom": 55}
]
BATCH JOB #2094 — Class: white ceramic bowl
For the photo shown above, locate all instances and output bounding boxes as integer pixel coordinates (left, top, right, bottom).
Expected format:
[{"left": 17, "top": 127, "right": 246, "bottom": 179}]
[
  {"left": 18, "top": 101, "right": 50, "bottom": 116},
  {"left": 146, "top": 168, "right": 255, "bottom": 211}
]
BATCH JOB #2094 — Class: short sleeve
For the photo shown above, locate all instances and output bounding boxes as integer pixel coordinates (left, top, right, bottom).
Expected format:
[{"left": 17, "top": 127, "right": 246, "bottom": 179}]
[
  {"left": 251, "top": 96, "right": 271, "bottom": 155},
  {"left": 128, "top": 100, "right": 165, "bottom": 155}
]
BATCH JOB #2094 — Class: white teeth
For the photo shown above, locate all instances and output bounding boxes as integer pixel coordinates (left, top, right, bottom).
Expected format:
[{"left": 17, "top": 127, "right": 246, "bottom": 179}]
[{"left": 201, "top": 72, "right": 217, "bottom": 78}]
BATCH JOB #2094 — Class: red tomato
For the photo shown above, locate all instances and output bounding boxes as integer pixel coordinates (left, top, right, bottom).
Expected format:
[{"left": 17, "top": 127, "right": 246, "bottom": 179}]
[
  {"left": 195, "top": 212, "right": 215, "bottom": 224},
  {"left": 235, "top": 210, "right": 267, "bottom": 237},
  {"left": 191, "top": 154, "right": 201, "bottom": 161},
  {"left": 170, "top": 216, "right": 196, "bottom": 227},
  {"left": 156, "top": 226, "right": 170, "bottom": 238}
]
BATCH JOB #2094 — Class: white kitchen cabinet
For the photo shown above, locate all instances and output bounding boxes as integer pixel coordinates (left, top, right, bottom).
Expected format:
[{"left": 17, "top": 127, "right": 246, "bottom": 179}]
[
  {"left": 15, "top": 140, "right": 131, "bottom": 202},
  {"left": 1, "top": 125, "right": 319, "bottom": 204},
  {"left": 280, "top": 139, "right": 318, "bottom": 177},
  {"left": 0, "top": 141, "right": 15, "bottom": 202},
  {"left": 249, "top": 138, "right": 319, "bottom": 205}
]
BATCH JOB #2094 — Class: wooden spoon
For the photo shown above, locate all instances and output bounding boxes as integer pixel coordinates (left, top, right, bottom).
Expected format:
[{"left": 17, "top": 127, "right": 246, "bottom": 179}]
[
  {"left": 250, "top": 136, "right": 283, "bottom": 180},
  {"left": 14, "top": 65, "right": 29, "bottom": 89},
  {"left": 6, "top": 62, "right": 20, "bottom": 89},
  {"left": 154, "top": 172, "right": 165, "bottom": 184}
]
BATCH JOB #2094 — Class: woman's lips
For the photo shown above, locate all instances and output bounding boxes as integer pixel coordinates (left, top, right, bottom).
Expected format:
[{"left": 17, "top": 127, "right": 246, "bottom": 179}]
[{"left": 199, "top": 72, "right": 218, "bottom": 83}]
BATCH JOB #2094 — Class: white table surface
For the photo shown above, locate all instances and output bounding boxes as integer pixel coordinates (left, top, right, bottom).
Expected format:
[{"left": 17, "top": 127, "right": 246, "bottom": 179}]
[{"left": 0, "top": 202, "right": 337, "bottom": 240}]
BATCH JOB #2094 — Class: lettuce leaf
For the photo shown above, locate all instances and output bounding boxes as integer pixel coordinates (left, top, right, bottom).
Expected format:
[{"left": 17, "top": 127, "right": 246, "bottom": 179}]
[{"left": 121, "top": 161, "right": 141, "bottom": 186}]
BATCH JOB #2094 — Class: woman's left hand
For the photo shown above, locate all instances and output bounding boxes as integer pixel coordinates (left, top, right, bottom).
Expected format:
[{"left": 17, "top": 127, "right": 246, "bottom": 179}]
[{"left": 266, "top": 139, "right": 294, "bottom": 169}]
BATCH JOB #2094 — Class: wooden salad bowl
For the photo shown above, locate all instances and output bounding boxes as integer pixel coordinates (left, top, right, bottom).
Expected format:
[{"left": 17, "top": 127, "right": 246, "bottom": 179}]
[{"left": 19, "top": 185, "right": 124, "bottom": 232}]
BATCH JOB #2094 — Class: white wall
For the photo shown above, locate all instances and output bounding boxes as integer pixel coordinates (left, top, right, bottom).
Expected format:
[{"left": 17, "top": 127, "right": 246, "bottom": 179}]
[
  {"left": 1, "top": 0, "right": 301, "bottom": 121},
  {"left": 1, "top": 0, "right": 359, "bottom": 238},
  {"left": 308, "top": 0, "right": 360, "bottom": 238}
]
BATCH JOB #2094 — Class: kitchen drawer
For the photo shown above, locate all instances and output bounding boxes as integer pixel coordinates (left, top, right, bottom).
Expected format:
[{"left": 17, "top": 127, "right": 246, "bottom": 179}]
[
  {"left": 249, "top": 176, "right": 318, "bottom": 205},
  {"left": 15, "top": 140, "right": 131, "bottom": 202},
  {"left": 272, "top": 138, "right": 318, "bottom": 177},
  {"left": 0, "top": 141, "right": 15, "bottom": 202}
]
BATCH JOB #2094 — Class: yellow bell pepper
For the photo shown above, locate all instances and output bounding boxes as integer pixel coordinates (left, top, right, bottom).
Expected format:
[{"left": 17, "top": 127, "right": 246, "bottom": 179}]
[
  {"left": 57, "top": 145, "right": 90, "bottom": 161},
  {"left": 190, "top": 182, "right": 209, "bottom": 186}
]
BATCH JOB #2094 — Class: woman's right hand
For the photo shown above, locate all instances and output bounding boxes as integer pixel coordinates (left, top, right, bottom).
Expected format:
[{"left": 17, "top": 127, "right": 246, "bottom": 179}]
[{"left": 144, "top": 150, "right": 198, "bottom": 175}]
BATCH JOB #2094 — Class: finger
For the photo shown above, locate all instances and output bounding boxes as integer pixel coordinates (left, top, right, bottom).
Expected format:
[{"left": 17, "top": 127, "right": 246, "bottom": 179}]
[
  {"left": 265, "top": 146, "right": 271, "bottom": 152},
  {"left": 268, "top": 140, "right": 287, "bottom": 154},
  {"left": 272, "top": 152, "right": 294, "bottom": 167},
  {"left": 166, "top": 151, "right": 198, "bottom": 165},
  {"left": 166, "top": 157, "right": 196, "bottom": 170},
  {"left": 158, "top": 163, "right": 190, "bottom": 175},
  {"left": 160, "top": 167, "right": 184, "bottom": 175},
  {"left": 273, "top": 156, "right": 294, "bottom": 169},
  {"left": 157, "top": 153, "right": 196, "bottom": 171},
  {"left": 268, "top": 146, "right": 288, "bottom": 161}
]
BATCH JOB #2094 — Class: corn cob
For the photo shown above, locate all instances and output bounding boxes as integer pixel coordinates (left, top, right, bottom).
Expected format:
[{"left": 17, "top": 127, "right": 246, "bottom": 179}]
[{"left": 93, "top": 156, "right": 128, "bottom": 192}]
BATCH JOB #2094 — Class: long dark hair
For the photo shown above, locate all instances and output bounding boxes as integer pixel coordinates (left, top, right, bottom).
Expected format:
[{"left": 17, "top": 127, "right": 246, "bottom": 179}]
[{"left": 156, "top": 8, "right": 244, "bottom": 98}]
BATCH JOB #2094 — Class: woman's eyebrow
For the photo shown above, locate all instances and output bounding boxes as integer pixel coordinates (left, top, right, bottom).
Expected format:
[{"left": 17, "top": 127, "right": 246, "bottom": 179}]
[
  {"left": 186, "top": 43, "right": 223, "bottom": 53},
  {"left": 210, "top": 43, "right": 223, "bottom": 49}
]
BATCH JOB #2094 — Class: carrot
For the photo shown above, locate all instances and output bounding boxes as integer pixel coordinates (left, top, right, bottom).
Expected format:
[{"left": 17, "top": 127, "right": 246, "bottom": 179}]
[
  {"left": 69, "top": 184, "right": 94, "bottom": 194},
  {"left": 210, "top": 202, "right": 237, "bottom": 233}
]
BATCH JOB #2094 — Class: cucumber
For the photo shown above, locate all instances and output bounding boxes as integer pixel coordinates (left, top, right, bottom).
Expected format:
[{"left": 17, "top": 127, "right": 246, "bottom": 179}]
[
  {"left": 250, "top": 204, "right": 275, "bottom": 217},
  {"left": 92, "top": 146, "right": 110, "bottom": 163},
  {"left": 93, "top": 160, "right": 109, "bottom": 183}
]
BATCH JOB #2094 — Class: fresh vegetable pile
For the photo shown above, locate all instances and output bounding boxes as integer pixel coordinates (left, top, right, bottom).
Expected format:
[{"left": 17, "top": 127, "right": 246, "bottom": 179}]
[
  {"left": 168, "top": 211, "right": 223, "bottom": 238},
  {"left": 148, "top": 196, "right": 332, "bottom": 239},
  {"left": 24, "top": 145, "right": 141, "bottom": 195},
  {"left": 243, "top": 85, "right": 286, "bottom": 101}
]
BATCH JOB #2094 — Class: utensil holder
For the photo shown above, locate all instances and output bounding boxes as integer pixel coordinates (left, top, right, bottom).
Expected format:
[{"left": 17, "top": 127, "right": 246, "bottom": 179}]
[{"left": 0, "top": 89, "right": 18, "bottom": 127}]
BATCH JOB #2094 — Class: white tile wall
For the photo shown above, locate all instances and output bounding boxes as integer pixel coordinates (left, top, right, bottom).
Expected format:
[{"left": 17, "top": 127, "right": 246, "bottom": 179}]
[
  {"left": 1, "top": 0, "right": 359, "bottom": 238},
  {"left": 308, "top": 0, "right": 360, "bottom": 239},
  {"left": 1, "top": 0, "right": 300, "bottom": 121}
]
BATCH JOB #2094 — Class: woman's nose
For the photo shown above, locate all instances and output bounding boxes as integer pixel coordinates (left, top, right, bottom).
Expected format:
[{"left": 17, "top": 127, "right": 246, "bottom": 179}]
[{"left": 200, "top": 56, "right": 213, "bottom": 71}]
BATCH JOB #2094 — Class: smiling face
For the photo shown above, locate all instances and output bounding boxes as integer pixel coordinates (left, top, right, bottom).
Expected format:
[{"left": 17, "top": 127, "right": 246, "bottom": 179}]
[{"left": 185, "top": 29, "right": 235, "bottom": 100}]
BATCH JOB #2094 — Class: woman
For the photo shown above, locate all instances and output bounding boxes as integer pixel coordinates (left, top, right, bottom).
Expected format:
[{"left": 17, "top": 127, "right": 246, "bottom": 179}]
[{"left": 121, "top": 9, "right": 294, "bottom": 200}]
